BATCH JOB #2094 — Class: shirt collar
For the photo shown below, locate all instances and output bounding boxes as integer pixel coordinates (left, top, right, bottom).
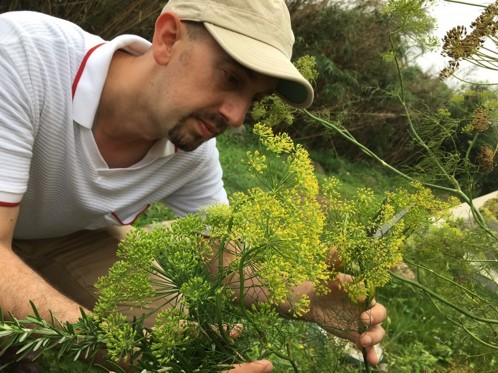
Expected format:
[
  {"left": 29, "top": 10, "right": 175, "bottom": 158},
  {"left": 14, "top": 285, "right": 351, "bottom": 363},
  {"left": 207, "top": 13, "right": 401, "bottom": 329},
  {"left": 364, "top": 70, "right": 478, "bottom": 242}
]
[
  {"left": 73, "top": 35, "right": 151, "bottom": 128},
  {"left": 72, "top": 35, "right": 178, "bottom": 158}
]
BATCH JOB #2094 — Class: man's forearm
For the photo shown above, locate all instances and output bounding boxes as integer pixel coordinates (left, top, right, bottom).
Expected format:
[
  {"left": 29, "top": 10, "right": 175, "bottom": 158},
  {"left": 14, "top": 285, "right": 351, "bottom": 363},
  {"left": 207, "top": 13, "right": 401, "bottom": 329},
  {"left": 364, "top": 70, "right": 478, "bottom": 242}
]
[{"left": 0, "top": 246, "right": 88, "bottom": 323}]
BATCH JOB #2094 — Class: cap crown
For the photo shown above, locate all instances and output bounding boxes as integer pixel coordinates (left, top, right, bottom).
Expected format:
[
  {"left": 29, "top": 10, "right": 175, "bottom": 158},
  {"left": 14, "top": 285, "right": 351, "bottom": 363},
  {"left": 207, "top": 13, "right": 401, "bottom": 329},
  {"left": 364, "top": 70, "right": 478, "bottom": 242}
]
[{"left": 162, "top": 0, "right": 294, "bottom": 59}]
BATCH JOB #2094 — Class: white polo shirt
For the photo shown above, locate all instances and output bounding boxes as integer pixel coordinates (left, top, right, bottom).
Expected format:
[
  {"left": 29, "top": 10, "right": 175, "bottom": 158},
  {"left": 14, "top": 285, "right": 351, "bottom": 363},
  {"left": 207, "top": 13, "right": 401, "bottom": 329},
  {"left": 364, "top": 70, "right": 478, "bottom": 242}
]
[{"left": 0, "top": 11, "right": 227, "bottom": 239}]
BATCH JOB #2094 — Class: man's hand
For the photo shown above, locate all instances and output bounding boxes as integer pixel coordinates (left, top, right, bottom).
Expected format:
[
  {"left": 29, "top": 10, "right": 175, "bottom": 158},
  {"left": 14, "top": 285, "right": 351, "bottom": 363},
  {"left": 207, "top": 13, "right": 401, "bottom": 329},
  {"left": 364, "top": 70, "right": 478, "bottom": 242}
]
[
  {"left": 209, "top": 242, "right": 386, "bottom": 367},
  {"left": 224, "top": 360, "right": 273, "bottom": 373},
  {"left": 304, "top": 273, "right": 387, "bottom": 365}
]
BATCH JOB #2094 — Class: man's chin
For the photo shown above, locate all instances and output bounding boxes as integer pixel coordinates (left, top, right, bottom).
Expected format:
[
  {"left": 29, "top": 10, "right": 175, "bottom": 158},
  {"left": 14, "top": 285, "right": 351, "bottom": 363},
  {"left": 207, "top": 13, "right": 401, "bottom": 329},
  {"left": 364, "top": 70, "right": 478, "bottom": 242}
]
[
  {"left": 169, "top": 129, "right": 213, "bottom": 152},
  {"left": 173, "top": 140, "right": 204, "bottom": 152}
]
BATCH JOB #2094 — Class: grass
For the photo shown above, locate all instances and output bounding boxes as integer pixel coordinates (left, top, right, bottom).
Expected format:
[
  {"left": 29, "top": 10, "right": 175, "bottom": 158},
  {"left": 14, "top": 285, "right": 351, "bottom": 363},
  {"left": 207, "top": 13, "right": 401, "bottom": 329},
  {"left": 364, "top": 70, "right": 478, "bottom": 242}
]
[{"left": 216, "top": 128, "right": 263, "bottom": 195}]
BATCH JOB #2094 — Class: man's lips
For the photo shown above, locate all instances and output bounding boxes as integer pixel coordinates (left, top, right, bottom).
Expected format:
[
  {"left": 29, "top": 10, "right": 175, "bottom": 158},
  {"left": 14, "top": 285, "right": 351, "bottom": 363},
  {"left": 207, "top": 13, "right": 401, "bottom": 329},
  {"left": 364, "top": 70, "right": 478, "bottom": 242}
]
[
  {"left": 199, "top": 120, "right": 216, "bottom": 138},
  {"left": 198, "top": 119, "right": 220, "bottom": 138}
]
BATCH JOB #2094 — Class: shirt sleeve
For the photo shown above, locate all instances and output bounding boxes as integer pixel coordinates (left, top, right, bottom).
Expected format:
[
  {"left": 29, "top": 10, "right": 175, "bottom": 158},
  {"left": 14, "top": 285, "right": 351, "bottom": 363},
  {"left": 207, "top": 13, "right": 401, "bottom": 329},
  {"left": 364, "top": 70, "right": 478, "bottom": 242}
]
[{"left": 0, "top": 28, "right": 37, "bottom": 204}]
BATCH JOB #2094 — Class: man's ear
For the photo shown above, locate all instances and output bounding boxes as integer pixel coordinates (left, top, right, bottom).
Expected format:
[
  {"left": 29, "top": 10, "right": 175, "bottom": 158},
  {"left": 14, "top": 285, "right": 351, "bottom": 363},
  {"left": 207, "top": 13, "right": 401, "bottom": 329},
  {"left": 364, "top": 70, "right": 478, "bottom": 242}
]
[{"left": 152, "top": 12, "right": 184, "bottom": 65}]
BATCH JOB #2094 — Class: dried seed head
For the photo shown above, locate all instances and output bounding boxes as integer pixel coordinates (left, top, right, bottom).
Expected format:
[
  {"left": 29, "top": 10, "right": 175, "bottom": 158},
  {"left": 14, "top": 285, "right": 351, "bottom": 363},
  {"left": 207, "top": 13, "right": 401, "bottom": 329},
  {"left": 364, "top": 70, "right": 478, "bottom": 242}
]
[
  {"left": 471, "top": 106, "right": 490, "bottom": 133},
  {"left": 477, "top": 145, "right": 495, "bottom": 172},
  {"left": 440, "top": 1, "right": 498, "bottom": 79}
]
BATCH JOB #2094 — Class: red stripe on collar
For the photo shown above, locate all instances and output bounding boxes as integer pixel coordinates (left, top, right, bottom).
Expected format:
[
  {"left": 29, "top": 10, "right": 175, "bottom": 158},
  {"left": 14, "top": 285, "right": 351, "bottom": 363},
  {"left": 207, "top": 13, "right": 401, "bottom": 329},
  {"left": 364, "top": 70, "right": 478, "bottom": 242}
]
[{"left": 72, "top": 43, "right": 106, "bottom": 99}]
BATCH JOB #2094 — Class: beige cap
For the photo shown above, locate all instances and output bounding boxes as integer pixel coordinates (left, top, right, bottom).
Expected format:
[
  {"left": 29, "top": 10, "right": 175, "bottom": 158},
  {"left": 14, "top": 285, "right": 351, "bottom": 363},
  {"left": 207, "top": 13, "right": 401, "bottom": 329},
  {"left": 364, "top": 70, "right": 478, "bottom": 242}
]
[{"left": 161, "top": 0, "right": 314, "bottom": 109}]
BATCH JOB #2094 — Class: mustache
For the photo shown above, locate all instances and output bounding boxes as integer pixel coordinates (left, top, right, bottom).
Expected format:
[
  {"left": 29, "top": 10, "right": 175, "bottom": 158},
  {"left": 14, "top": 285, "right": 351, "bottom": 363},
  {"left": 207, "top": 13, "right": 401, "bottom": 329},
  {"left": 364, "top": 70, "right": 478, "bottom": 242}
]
[{"left": 194, "top": 111, "right": 228, "bottom": 134}]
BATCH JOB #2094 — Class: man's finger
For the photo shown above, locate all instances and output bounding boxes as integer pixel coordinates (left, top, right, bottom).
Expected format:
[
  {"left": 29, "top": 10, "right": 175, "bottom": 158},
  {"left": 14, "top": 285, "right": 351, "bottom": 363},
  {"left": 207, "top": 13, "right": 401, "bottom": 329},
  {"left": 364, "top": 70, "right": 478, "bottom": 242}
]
[
  {"left": 228, "top": 323, "right": 244, "bottom": 339},
  {"left": 363, "top": 345, "right": 382, "bottom": 366},
  {"left": 360, "top": 301, "right": 387, "bottom": 327},
  {"left": 223, "top": 360, "right": 273, "bottom": 373},
  {"left": 358, "top": 324, "right": 385, "bottom": 347}
]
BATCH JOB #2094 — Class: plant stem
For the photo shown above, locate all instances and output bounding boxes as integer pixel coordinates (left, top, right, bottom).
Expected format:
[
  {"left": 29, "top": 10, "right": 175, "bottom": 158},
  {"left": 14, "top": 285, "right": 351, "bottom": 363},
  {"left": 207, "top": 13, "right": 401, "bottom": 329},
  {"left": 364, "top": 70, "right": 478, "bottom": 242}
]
[
  {"left": 426, "top": 292, "right": 498, "bottom": 350},
  {"left": 360, "top": 285, "right": 373, "bottom": 373},
  {"left": 301, "top": 109, "right": 455, "bottom": 194},
  {"left": 404, "top": 258, "right": 498, "bottom": 310},
  {"left": 236, "top": 248, "right": 299, "bottom": 372},
  {"left": 389, "top": 270, "right": 498, "bottom": 324},
  {"left": 443, "top": 0, "right": 486, "bottom": 8}
]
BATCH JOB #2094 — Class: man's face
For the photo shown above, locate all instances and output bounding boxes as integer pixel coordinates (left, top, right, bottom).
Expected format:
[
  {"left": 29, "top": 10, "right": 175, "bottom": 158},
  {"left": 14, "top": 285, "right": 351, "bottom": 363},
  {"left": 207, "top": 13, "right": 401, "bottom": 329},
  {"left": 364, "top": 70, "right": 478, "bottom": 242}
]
[{"left": 154, "top": 27, "right": 278, "bottom": 152}]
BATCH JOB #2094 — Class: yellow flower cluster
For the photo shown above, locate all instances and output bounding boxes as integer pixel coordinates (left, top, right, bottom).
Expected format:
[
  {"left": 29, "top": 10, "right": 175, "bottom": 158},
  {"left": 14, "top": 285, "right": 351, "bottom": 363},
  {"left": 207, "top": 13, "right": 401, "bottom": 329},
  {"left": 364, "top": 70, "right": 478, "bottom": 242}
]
[
  {"left": 322, "top": 179, "right": 453, "bottom": 302},
  {"left": 289, "top": 145, "right": 319, "bottom": 196},
  {"left": 253, "top": 123, "right": 294, "bottom": 154},
  {"left": 151, "top": 309, "right": 192, "bottom": 365},
  {"left": 246, "top": 150, "right": 267, "bottom": 174},
  {"left": 294, "top": 55, "right": 319, "bottom": 83},
  {"left": 206, "top": 124, "right": 330, "bottom": 313}
]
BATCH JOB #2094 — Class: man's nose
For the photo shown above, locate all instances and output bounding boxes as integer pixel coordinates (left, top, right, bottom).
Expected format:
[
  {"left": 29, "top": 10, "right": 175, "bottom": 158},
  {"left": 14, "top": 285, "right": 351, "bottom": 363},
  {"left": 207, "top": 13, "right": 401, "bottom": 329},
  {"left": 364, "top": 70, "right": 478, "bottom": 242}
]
[{"left": 218, "top": 96, "right": 251, "bottom": 128}]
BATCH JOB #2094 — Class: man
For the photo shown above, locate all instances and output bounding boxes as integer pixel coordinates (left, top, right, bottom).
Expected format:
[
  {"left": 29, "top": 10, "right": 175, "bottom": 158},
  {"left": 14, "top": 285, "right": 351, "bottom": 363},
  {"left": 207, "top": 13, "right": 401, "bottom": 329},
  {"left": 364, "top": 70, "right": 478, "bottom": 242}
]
[{"left": 0, "top": 0, "right": 386, "bottom": 371}]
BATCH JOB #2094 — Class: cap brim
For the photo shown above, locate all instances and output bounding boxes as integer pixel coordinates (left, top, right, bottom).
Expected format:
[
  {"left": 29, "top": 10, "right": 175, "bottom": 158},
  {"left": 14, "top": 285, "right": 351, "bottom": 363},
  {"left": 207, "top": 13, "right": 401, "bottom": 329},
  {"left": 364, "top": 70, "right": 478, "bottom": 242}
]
[{"left": 204, "top": 23, "right": 314, "bottom": 109}]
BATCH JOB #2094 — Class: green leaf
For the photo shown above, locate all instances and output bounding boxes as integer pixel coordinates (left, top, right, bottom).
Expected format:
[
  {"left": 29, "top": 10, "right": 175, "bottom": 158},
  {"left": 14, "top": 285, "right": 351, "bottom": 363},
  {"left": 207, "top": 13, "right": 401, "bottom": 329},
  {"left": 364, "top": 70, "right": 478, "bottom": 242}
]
[
  {"left": 16, "top": 339, "right": 36, "bottom": 356},
  {"left": 32, "top": 338, "right": 46, "bottom": 352},
  {"left": 18, "top": 331, "right": 30, "bottom": 343},
  {"left": 0, "top": 335, "right": 18, "bottom": 354},
  {"left": 74, "top": 348, "right": 82, "bottom": 361},
  {"left": 0, "top": 330, "right": 14, "bottom": 337},
  {"left": 29, "top": 300, "right": 41, "bottom": 319}
]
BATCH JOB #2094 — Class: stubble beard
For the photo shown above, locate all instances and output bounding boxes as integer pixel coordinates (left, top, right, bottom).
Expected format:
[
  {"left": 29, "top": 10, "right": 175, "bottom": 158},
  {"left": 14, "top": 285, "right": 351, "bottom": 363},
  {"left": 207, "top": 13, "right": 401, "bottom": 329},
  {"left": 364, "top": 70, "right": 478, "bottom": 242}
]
[
  {"left": 168, "top": 110, "right": 228, "bottom": 152},
  {"left": 168, "top": 120, "right": 203, "bottom": 152}
]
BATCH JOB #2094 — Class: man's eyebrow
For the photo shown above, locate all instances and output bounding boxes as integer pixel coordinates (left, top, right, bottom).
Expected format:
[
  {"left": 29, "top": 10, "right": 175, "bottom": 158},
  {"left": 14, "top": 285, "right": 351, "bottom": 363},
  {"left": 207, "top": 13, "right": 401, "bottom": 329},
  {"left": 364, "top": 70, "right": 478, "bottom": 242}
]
[
  {"left": 222, "top": 57, "right": 256, "bottom": 80},
  {"left": 222, "top": 57, "right": 276, "bottom": 95}
]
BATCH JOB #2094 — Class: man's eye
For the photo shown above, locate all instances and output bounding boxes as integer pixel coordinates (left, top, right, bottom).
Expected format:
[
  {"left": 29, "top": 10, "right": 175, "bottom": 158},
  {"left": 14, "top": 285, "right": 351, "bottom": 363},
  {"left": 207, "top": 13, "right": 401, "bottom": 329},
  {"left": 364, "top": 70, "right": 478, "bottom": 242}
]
[
  {"left": 252, "top": 94, "right": 267, "bottom": 105},
  {"left": 224, "top": 70, "right": 240, "bottom": 86},
  {"left": 250, "top": 97, "right": 261, "bottom": 107}
]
